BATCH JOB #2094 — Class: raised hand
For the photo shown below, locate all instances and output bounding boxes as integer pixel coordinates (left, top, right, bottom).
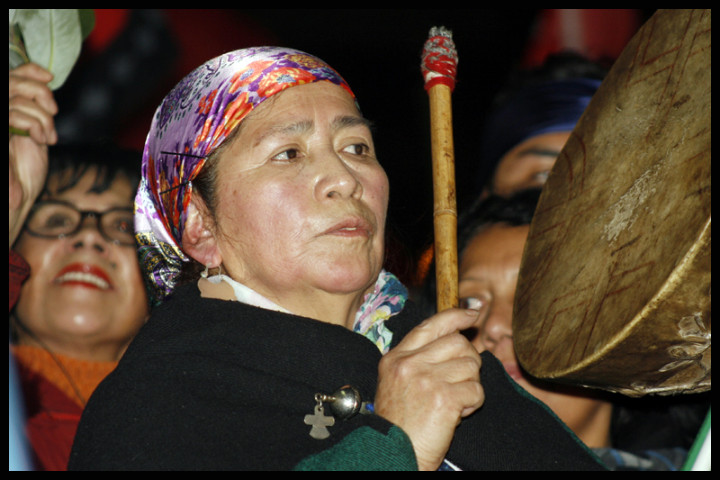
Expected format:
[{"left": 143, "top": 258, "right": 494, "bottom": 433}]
[
  {"left": 375, "top": 307, "right": 485, "bottom": 470},
  {"left": 9, "top": 63, "right": 58, "bottom": 245}
]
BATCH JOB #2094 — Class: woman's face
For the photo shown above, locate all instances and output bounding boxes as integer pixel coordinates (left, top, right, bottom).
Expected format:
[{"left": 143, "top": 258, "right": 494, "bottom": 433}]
[
  {"left": 209, "top": 81, "right": 389, "bottom": 314},
  {"left": 458, "top": 223, "right": 606, "bottom": 432},
  {"left": 459, "top": 223, "right": 529, "bottom": 361},
  {"left": 13, "top": 168, "right": 149, "bottom": 361}
]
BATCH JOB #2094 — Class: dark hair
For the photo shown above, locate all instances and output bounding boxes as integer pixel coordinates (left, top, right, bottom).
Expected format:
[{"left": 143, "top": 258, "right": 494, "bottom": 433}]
[
  {"left": 457, "top": 188, "right": 542, "bottom": 258},
  {"left": 418, "top": 188, "right": 542, "bottom": 315},
  {"left": 44, "top": 140, "right": 141, "bottom": 197}
]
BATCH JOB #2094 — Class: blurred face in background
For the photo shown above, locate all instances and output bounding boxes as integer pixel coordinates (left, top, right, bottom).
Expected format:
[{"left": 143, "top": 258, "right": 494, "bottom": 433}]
[
  {"left": 458, "top": 222, "right": 611, "bottom": 447},
  {"left": 13, "top": 167, "right": 148, "bottom": 361}
]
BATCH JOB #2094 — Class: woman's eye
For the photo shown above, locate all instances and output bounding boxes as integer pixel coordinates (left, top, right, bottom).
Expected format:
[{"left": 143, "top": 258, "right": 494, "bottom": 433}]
[
  {"left": 271, "top": 149, "right": 301, "bottom": 162},
  {"left": 342, "top": 143, "right": 369, "bottom": 156},
  {"left": 532, "top": 170, "right": 550, "bottom": 183},
  {"left": 113, "top": 217, "right": 134, "bottom": 233},
  {"left": 44, "top": 213, "right": 74, "bottom": 229}
]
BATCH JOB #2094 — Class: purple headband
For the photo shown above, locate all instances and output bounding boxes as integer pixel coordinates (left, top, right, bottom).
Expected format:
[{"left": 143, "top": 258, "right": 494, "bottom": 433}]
[
  {"left": 135, "top": 47, "right": 354, "bottom": 305},
  {"left": 477, "top": 77, "right": 602, "bottom": 190}
]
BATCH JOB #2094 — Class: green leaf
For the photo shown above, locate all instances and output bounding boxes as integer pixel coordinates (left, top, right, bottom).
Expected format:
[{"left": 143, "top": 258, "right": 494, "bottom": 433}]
[
  {"left": 9, "top": 23, "right": 28, "bottom": 69},
  {"left": 78, "top": 9, "right": 95, "bottom": 40},
  {"left": 10, "top": 9, "right": 84, "bottom": 90}
]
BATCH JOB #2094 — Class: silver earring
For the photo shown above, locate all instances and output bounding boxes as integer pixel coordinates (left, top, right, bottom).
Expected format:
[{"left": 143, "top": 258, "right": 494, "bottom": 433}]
[{"left": 204, "top": 264, "right": 223, "bottom": 277}]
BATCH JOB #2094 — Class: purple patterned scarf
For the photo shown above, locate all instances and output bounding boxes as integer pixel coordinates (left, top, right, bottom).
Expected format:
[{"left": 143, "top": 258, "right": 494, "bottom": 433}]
[{"left": 134, "top": 47, "right": 354, "bottom": 305}]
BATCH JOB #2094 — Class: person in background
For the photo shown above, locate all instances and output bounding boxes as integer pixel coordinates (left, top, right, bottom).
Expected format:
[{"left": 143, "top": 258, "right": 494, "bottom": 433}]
[
  {"left": 423, "top": 188, "right": 709, "bottom": 470},
  {"left": 10, "top": 63, "right": 149, "bottom": 470},
  {"left": 473, "top": 52, "right": 606, "bottom": 199}
]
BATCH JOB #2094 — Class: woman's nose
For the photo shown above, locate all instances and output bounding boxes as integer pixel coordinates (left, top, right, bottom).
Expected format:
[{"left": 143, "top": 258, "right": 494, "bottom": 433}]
[
  {"left": 69, "top": 216, "right": 109, "bottom": 254},
  {"left": 314, "top": 150, "right": 363, "bottom": 200},
  {"left": 479, "top": 300, "right": 514, "bottom": 350}
]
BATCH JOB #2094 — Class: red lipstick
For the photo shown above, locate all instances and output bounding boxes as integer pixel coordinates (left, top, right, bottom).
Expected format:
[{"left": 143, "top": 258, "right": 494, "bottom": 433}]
[{"left": 54, "top": 263, "right": 113, "bottom": 290}]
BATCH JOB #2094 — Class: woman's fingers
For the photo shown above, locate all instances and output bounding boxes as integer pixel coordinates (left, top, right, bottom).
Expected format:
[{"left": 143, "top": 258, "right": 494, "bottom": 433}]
[
  {"left": 396, "top": 307, "right": 484, "bottom": 352},
  {"left": 9, "top": 63, "right": 58, "bottom": 145},
  {"left": 9, "top": 64, "right": 57, "bottom": 113},
  {"left": 9, "top": 97, "right": 56, "bottom": 145},
  {"left": 374, "top": 308, "right": 487, "bottom": 470},
  {"left": 9, "top": 63, "right": 57, "bottom": 245}
]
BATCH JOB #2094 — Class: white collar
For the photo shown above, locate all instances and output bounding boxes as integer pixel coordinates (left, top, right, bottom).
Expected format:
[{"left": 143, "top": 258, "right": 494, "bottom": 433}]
[{"left": 205, "top": 274, "right": 291, "bottom": 314}]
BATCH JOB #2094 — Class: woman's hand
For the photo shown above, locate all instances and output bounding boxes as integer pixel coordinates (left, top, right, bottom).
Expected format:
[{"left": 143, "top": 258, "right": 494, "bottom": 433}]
[
  {"left": 9, "top": 63, "right": 58, "bottom": 246},
  {"left": 374, "top": 307, "right": 486, "bottom": 470}
]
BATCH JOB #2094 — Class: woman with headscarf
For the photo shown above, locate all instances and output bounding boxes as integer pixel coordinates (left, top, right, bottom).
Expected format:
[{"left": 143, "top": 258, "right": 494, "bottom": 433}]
[{"left": 68, "top": 47, "right": 605, "bottom": 470}]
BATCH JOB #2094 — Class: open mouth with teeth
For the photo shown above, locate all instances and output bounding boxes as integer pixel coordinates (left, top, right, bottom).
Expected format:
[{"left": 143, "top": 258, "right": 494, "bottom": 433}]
[
  {"left": 54, "top": 264, "right": 113, "bottom": 291},
  {"left": 55, "top": 271, "right": 111, "bottom": 290}
]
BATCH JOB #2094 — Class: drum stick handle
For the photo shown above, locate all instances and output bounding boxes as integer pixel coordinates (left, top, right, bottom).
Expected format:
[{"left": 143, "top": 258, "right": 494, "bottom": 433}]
[{"left": 422, "top": 27, "right": 459, "bottom": 312}]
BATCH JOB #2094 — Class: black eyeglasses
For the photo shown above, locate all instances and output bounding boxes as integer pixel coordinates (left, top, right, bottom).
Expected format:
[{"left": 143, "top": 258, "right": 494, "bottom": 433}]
[{"left": 24, "top": 199, "right": 136, "bottom": 247}]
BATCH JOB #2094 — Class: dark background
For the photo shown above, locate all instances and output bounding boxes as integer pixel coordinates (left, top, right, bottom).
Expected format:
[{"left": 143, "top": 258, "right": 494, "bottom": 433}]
[
  {"left": 249, "top": 9, "right": 541, "bottom": 280},
  {"left": 52, "top": 9, "right": 650, "bottom": 285}
]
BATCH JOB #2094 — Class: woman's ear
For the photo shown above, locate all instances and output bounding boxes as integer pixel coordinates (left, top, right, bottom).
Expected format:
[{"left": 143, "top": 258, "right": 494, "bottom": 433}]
[{"left": 181, "top": 195, "right": 222, "bottom": 268}]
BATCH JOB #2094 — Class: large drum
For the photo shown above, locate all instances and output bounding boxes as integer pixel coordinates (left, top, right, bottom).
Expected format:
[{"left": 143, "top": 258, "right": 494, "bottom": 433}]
[{"left": 513, "top": 9, "right": 710, "bottom": 397}]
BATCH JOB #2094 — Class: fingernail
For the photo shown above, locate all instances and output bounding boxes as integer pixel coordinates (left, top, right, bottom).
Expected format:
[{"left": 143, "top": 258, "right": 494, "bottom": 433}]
[{"left": 461, "top": 299, "right": 486, "bottom": 312}]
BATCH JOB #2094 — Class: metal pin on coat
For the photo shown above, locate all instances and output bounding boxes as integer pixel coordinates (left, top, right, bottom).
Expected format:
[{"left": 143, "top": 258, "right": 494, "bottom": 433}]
[
  {"left": 422, "top": 26, "right": 459, "bottom": 312},
  {"left": 305, "top": 386, "right": 373, "bottom": 440}
]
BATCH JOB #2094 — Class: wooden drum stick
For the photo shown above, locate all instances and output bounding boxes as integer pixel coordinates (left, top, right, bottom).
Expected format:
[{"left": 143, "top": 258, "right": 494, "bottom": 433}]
[{"left": 422, "top": 26, "right": 459, "bottom": 312}]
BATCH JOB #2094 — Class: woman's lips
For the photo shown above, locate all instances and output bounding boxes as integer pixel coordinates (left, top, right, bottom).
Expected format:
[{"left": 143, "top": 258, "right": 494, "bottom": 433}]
[
  {"left": 54, "top": 263, "right": 113, "bottom": 290},
  {"left": 323, "top": 216, "right": 373, "bottom": 238},
  {"left": 503, "top": 363, "right": 526, "bottom": 382}
]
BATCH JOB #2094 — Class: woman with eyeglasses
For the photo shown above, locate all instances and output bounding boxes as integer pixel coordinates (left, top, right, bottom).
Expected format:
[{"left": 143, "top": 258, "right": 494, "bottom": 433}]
[{"left": 9, "top": 64, "right": 149, "bottom": 471}]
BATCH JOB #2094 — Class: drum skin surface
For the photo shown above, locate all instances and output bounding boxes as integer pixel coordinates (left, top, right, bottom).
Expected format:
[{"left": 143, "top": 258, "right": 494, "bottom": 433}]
[{"left": 513, "top": 9, "right": 711, "bottom": 396}]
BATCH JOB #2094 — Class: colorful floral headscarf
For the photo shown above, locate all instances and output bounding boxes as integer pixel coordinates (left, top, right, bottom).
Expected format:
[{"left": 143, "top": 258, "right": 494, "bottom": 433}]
[{"left": 135, "top": 47, "right": 355, "bottom": 305}]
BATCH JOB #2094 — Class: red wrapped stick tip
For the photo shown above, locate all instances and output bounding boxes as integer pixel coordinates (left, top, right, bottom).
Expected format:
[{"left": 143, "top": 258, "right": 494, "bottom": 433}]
[{"left": 421, "top": 26, "right": 459, "bottom": 91}]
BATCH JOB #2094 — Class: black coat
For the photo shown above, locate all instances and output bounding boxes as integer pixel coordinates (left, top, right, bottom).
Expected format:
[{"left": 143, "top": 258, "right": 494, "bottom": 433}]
[{"left": 69, "top": 283, "right": 606, "bottom": 470}]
